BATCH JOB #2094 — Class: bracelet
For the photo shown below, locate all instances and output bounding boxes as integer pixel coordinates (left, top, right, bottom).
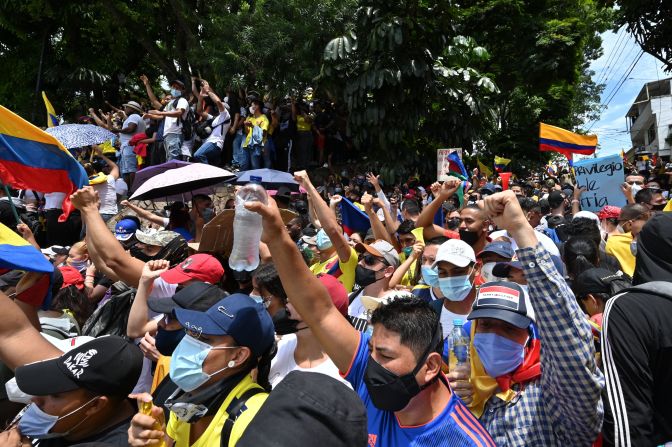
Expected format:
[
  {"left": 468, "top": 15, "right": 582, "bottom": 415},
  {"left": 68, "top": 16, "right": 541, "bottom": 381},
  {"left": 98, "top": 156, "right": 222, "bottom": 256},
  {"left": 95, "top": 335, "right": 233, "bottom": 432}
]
[{"left": 571, "top": 199, "right": 580, "bottom": 204}]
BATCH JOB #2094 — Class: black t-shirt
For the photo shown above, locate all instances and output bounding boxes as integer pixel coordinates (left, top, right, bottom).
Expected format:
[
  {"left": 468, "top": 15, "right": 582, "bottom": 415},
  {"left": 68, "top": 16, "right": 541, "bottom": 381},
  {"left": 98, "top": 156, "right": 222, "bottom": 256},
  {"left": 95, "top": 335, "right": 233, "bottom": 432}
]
[
  {"left": 0, "top": 200, "right": 17, "bottom": 230},
  {"left": 36, "top": 415, "right": 132, "bottom": 447}
]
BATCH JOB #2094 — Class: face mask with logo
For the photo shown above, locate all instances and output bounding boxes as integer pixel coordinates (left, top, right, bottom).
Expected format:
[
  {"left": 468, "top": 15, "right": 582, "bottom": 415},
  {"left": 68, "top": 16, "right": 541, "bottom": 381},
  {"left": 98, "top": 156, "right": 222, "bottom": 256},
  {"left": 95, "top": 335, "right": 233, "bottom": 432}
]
[
  {"left": 421, "top": 266, "right": 439, "bottom": 287},
  {"left": 473, "top": 332, "right": 526, "bottom": 378},
  {"left": 170, "top": 88, "right": 182, "bottom": 97},
  {"left": 169, "top": 334, "right": 238, "bottom": 392},
  {"left": 155, "top": 327, "right": 186, "bottom": 356},
  {"left": 458, "top": 229, "right": 480, "bottom": 247},
  {"left": 437, "top": 269, "right": 474, "bottom": 302},
  {"left": 18, "top": 397, "right": 98, "bottom": 439},
  {"left": 363, "top": 326, "right": 440, "bottom": 412}
]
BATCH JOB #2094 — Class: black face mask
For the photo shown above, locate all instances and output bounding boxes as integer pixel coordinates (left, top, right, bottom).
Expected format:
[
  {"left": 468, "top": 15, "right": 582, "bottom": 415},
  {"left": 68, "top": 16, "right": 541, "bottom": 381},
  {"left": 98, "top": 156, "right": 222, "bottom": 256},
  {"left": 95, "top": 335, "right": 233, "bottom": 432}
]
[
  {"left": 155, "top": 327, "right": 186, "bottom": 356},
  {"left": 273, "top": 308, "right": 299, "bottom": 335},
  {"left": 459, "top": 229, "right": 481, "bottom": 247},
  {"left": 650, "top": 203, "right": 666, "bottom": 211},
  {"left": 355, "top": 265, "right": 384, "bottom": 288},
  {"left": 446, "top": 218, "right": 461, "bottom": 231},
  {"left": 363, "top": 325, "right": 441, "bottom": 412}
]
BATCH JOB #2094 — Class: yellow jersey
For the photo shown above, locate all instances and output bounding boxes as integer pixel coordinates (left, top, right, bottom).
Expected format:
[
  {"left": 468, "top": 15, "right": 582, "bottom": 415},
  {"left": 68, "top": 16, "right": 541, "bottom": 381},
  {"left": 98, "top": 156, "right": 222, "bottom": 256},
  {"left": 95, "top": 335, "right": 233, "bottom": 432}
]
[
  {"left": 296, "top": 115, "right": 312, "bottom": 132},
  {"left": 243, "top": 115, "right": 269, "bottom": 147},
  {"left": 310, "top": 246, "right": 358, "bottom": 293},
  {"left": 166, "top": 374, "right": 267, "bottom": 447},
  {"left": 605, "top": 232, "right": 636, "bottom": 277}
]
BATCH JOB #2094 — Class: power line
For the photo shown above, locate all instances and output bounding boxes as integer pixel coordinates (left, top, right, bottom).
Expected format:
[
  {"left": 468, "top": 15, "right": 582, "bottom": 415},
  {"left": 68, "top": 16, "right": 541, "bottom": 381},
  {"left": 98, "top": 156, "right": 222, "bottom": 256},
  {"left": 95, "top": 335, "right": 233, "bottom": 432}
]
[{"left": 596, "top": 28, "right": 628, "bottom": 87}]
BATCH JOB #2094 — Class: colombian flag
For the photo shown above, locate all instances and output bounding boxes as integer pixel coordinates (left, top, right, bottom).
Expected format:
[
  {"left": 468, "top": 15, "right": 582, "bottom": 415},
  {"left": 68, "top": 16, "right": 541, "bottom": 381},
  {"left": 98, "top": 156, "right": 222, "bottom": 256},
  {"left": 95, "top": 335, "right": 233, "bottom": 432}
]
[
  {"left": 339, "top": 197, "right": 370, "bottom": 236},
  {"left": 477, "top": 159, "right": 493, "bottom": 178},
  {"left": 494, "top": 155, "right": 511, "bottom": 173},
  {"left": 0, "top": 106, "right": 88, "bottom": 221},
  {"left": 42, "top": 91, "right": 59, "bottom": 128},
  {"left": 539, "top": 123, "right": 597, "bottom": 158}
]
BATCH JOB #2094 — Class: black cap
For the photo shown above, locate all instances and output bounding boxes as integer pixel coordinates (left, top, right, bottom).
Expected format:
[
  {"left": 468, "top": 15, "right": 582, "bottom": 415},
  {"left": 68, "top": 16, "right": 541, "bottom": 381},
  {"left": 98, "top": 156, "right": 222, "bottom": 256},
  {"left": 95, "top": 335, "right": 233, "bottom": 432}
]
[
  {"left": 15, "top": 336, "right": 143, "bottom": 397},
  {"left": 170, "top": 79, "right": 185, "bottom": 89},
  {"left": 468, "top": 281, "right": 535, "bottom": 329},
  {"left": 236, "top": 371, "right": 367, "bottom": 447},
  {"left": 574, "top": 268, "right": 626, "bottom": 299},
  {"left": 147, "top": 281, "right": 228, "bottom": 314},
  {"left": 548, "top": 191, "right": 566, "bottom": 209}
]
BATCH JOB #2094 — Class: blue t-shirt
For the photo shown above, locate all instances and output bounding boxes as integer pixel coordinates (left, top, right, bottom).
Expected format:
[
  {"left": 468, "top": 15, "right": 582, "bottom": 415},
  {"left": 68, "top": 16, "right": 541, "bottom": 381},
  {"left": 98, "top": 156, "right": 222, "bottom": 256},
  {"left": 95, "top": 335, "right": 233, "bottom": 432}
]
[{"left": 343, "top": 333, "right": 496, "bottom": 447}]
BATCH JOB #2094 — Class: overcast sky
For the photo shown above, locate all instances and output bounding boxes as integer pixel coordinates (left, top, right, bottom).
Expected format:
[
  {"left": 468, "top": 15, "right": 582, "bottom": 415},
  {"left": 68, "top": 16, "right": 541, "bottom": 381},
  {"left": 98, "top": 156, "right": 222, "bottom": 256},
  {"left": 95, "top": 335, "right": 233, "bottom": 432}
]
[{"left": 585, "top": 26, "right": 667, "bottom": 156}]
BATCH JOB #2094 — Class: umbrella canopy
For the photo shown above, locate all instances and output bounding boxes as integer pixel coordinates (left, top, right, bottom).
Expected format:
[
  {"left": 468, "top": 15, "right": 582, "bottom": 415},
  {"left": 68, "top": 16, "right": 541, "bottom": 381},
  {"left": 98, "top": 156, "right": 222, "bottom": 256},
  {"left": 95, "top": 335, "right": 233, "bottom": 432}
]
[
  {"left": 130, "top": 164, "right": 236, "bottom": 201},
  {"left": 132, "top": 160, "right": 218, "bottom": 202},
  {"left": 45, "top": 124, "right": 117, "bottom": 149},
  {"left": 235, "top": 168, "right": 299, "bottom": 191}
]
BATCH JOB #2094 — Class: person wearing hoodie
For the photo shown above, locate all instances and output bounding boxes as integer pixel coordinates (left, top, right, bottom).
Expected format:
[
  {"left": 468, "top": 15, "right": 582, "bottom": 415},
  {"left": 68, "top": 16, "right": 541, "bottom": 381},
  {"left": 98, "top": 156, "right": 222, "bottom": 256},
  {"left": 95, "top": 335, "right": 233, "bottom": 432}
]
[{"left": 601, "top": 213, "right": 672, "bottom": 446}]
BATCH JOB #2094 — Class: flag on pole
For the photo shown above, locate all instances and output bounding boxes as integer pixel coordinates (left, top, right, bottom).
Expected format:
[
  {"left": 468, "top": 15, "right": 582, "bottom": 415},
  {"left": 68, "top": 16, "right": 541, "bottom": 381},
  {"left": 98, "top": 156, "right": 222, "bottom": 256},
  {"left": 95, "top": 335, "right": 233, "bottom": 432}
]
[
  {"left": 477, "top": 159, "right": 493, "bottom": 178},
  {"left": 339, "top": 197, "right": 371, "bottom": 236},
  {"left": 446, "top": 151, "right": 468, "bottom": 179},
  {"left": 42, "top": 91, "right": 59, "bottom": 128},
  {"left": 539, "top": 123, "right": 597, "bottom": 158},
  {"left": 0, "top": 106, "right": 88, "bottom": 221},
  {"left": 494, "top": 156, "right": 511, "bottom": 172}
]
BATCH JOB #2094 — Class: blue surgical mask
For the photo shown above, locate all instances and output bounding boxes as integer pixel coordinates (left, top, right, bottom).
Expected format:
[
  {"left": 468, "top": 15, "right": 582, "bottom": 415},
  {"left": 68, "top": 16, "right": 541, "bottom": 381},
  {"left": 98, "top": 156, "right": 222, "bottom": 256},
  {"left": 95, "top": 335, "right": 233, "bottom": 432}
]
[
  {"left": 437, "top": 272, "right": 473, "bottom": 302},
  {"left": 19, "top": 397, "right": 98, "bottom": 439},
  {"left": 473, "top": 332, "right": 526, "bottom": 378},
  {"left": 170, "top": 88, "right": 182, "bottom": 97},
  {"left": 169, "top": 334, "right": 237, "bottom": 392},
  {"left": 421, "top": 266, "right": 439, "bottom": 287},
  {"left": 316, "top": 230, "right": 333, "bottom": 251},
  {"left": 249, "top": 294, "right": 264, "bottom": 304}
]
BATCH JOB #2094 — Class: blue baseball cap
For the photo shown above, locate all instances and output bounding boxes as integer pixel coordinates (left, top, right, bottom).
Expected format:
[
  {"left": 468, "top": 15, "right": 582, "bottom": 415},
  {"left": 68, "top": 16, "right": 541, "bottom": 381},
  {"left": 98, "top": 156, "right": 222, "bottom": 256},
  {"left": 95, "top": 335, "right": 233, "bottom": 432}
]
[
  {"left": 115, "top": 218, "right": 139, "bottom": 241},
  {"left": 477, "top": 241, "right": 514, "bottom": 260},
  {"left": 174, "top": 294, "right": 275, "bottom": 357},
  {"left": 492, "top": 260, "right": 523, "bottom": 278}
]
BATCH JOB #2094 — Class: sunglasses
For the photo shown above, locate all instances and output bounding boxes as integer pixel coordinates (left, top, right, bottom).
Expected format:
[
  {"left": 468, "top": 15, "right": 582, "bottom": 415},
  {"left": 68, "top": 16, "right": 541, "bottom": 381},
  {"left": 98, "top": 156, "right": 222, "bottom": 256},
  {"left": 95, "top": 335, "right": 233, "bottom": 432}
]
[
  {"left": 359, "top": 254, "right": 387, "bottom": 267},
  {"left": 626, "top": 181, "right": 644, "bottom": 186}
]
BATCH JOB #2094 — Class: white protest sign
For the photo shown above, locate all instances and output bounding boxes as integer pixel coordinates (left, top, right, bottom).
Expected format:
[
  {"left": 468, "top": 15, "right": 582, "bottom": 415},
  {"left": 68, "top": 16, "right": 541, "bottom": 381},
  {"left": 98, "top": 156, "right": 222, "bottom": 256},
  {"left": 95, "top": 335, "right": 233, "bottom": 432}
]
[
  {"left": 573, "top": 154, "right": 626, "bottom": 212},
  {"left": 437, "top": 148, "right": 462, "bottom": 181}
]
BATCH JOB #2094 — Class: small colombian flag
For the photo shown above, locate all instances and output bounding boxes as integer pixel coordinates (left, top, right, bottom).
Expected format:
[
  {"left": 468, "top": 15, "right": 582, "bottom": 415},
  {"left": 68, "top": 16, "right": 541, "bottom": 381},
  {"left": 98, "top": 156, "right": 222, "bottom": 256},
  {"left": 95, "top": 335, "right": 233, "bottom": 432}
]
[{"left": 42, "top": 91, "right": 59, "bottom": 128}]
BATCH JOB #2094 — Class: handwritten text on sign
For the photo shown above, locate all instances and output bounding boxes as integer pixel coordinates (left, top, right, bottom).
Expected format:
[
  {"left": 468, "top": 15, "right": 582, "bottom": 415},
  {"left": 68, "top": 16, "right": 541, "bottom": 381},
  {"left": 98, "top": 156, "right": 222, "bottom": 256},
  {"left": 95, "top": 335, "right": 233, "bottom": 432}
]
[
  {"left": 437, "top": 148, "right": 462, "bottom": 181},
  {"left": 574, "top": 154, "right": 625, "bottom": 212}
]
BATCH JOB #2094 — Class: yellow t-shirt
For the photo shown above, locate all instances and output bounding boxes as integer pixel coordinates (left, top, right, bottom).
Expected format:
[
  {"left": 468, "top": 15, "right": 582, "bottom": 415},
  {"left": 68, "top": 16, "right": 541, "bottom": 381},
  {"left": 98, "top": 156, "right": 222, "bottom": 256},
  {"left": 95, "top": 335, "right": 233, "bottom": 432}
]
[
  {"left": 605, "top": 232, "right": 636, "bottom": 277},
  {"left": 296, "top": 115, "right": 312, "bottom": 132},
  {"left": 664, "top": 199, "right": 672, "bottom": 212},
  {"left": 166, "top": 374, "right": 267, "bottom": 447},
  {"left": 398, "top": 228, "right": 424, "bottom": 286},
  {"left": 243, "top": 115, "right": 269, "bottom": 147},
  {"left": 310, "top": 246, "right": 358, "bottom": 293}
]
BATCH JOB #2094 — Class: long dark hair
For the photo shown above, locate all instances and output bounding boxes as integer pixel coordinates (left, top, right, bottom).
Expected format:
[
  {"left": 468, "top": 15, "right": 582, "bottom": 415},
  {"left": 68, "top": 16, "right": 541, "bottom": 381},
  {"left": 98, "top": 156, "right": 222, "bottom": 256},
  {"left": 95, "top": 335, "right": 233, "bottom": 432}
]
[
  {"left": 564, "top": 237, "right": 599, "bottom": 280},
  {"left": 51, "top": 286, "right": 95, "bottom": 329}
]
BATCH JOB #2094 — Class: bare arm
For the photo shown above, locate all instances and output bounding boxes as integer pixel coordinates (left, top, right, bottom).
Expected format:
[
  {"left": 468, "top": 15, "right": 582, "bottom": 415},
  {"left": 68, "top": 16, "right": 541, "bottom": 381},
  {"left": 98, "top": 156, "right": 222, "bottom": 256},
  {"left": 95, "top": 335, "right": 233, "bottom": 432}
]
[
  {"left": 72, "top": 187, "right": 145, "bottom": 288},
  {"left": 417, "top": 181, "right": 460, "bottom": 239},
  {"left": 127, "top": 261, "right": 168, "bottom": 339},
  {"left": 362, "top": 194, "right": 393, "bottom": 245},
  {"left": 246, "top": 198, "right": 359, "bottom": 371},
  {"left": 571, "top": 185, "right": 585, "bottom": 216},
  {"left": 140, "top": 75, "right": 163, "bottom": 110},
  {"left": 121, "top": 200, "right": 166, "bottom": 227},
  {"left": 389, "top": 241, "right": 423, "bottom": 288},
  {"left": 88, "top": 108, "right": 110, "bottom": 129},
  {"left": 94, "top": 146, "right": 120, "bottom": 180}
]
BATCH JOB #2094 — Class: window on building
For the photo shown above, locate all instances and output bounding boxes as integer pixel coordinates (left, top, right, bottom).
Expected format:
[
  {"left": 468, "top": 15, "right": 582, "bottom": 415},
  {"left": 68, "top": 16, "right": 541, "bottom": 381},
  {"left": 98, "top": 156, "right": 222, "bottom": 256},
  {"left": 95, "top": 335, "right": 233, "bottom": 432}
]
[{"left": 647, "top": 125, "right": 656, "bottom": 145}]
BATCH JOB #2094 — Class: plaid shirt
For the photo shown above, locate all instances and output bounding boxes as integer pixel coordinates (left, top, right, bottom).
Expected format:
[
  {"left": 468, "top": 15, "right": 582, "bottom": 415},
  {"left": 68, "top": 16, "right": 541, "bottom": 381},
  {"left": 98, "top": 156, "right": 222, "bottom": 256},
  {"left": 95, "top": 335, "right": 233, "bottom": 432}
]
[{"left": 479, "top": 243, "right": 604, "bottom": 446}]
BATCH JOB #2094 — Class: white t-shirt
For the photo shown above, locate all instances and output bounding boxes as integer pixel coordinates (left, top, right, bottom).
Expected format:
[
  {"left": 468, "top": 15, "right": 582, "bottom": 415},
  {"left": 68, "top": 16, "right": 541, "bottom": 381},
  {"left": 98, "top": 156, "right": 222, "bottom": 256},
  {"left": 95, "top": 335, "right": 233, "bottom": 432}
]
[
  {"left": 115, "top": 178, "right": 128, "bottom": 197},
  {"left": 205, "top": 111, "right": 232, "bottom": 148},
  {"left": 164, "top": 97, "right": 189, "bottom": 135},
  {"left": 348, "top": 289, "right": 414, "bottom": 320},
  {"left": 119, "top": 114, "right": 146, "bottom": 147},
  {"left": 439, "top": 305, "right": 469, "bottom": 340},
  {"left": 94, "top": 175, "right": 118, "bottom": 215},
  {"left": 269, "top": 334, "right": 351, "bottom": 389},
  {"left": 44, "top": 192, "right": 66, "bottom": 210}
]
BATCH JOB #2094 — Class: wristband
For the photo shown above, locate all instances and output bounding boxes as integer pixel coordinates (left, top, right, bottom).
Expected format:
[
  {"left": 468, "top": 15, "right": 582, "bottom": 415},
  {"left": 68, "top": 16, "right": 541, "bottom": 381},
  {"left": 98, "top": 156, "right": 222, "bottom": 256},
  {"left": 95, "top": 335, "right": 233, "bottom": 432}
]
[{"left": 571, "top": 199, "right": 580, "bottom": 204}]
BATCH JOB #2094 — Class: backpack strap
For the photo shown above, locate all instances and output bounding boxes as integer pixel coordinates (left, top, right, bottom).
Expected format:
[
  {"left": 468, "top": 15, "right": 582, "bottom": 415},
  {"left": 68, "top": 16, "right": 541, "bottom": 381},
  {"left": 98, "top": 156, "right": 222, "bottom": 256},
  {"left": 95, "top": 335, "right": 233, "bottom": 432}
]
[{"left": 220, "top": 387, "right": 264, "bottom": 447}]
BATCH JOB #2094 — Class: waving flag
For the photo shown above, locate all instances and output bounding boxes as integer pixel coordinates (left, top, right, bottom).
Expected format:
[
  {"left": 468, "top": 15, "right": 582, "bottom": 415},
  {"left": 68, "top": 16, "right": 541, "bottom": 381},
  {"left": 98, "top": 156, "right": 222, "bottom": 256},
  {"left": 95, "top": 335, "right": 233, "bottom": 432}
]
[
  {"left": 0, "top": 106, "right": 88, "bottom": 221},
  {"left": 447, "top": 151, "right": 468, "bottom": 179},
  {"left": 539, "top": 123, "right": 597, "bottom": 159},
  {"left": 42, "top": 91, "right": 59, "bottom": 128},
  {"left": 494, "top": 155, "right": 511, "bottom": 172},
  {"left": 477, "top": 159, "right": 493, "bottom": 178},
  {"left": 339, "top": 197, "right": 371, "bottom": 236}
]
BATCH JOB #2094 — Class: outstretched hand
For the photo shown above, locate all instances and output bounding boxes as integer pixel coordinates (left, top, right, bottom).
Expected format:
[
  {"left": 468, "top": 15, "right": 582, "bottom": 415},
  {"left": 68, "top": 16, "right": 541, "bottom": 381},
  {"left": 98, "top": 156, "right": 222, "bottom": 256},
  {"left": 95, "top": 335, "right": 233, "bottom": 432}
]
[{"left": 70, "top": 187, "right": 100, "bottom": 211}]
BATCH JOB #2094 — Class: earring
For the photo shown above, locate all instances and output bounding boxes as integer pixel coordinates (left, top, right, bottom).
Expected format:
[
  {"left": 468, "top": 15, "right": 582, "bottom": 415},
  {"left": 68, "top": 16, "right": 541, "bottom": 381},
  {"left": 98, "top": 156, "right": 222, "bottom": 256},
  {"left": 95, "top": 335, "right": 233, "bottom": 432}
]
[{"left": 228, "top": 360, "right": 235, "bottom": 368}]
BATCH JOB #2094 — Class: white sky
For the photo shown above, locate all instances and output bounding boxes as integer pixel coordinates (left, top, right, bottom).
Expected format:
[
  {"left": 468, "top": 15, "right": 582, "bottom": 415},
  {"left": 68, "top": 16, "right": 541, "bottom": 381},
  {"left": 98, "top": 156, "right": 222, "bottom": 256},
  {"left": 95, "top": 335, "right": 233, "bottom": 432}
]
[{"left": 585, "top": 26, "right": 667, "bottom": 156}]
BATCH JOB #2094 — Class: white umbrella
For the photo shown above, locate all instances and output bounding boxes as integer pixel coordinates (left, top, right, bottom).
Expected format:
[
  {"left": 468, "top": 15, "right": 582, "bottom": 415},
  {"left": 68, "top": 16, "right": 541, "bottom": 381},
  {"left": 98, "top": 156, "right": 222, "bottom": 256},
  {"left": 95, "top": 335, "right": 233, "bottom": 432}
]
[
  {"left": 45, "top": 124, "right": 117, "bottom": 149},
  {"left": 130, "top": 164, "right": 236, "bottom": 200}
]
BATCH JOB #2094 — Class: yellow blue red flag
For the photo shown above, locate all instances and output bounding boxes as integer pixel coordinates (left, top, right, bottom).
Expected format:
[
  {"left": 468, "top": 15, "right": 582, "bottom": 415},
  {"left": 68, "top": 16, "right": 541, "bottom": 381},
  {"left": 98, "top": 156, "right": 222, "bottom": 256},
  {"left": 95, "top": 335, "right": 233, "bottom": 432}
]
[
  {"left": 539, "top": 123, "right": 597, "bottom": 158},
  {"left": 494, "top": 155, "right": 511, "bottom": 172},
  {"left": 0, "top": 106, "right": 88, "bottom": 221},
  {"left": 477, "top": 159, "right": 493, "bottom": 178},
  {"left": 42, "top": 91, "right": 59, "bottom": 128}
]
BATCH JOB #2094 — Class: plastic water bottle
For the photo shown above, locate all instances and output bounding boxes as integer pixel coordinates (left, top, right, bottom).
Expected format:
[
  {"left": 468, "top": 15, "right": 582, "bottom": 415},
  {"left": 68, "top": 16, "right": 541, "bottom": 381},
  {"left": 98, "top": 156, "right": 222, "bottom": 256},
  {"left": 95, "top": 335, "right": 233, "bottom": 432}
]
[
  {"left": 448, "top": 319, "right": 470, "bottom": 373},
  {"left": 229, "top": 183, "right": 268, "bottom": 271}
]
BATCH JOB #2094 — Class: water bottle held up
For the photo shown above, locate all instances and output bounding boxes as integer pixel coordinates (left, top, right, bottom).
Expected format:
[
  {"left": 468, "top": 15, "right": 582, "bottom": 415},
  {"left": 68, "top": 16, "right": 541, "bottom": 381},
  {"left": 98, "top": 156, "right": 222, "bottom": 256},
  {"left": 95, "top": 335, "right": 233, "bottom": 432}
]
[
  {"left": 229, "top": 183, "right": 268, "bottom": 272},
  {"left": 449, "top": 318, "right": 469, "bottom": 372}
]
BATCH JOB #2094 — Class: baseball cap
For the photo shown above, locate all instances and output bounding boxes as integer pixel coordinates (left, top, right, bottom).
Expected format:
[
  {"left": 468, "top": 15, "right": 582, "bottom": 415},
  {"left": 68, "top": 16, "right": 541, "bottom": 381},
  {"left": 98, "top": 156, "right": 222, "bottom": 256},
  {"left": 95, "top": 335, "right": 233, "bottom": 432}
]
[
  {"left": 548, "top": 191, "right": 565, "bottom": 209},
  {"left": 597, "top": 205, "right": 621, "bottom": 220},
  {"left": 317, "top": 274, "right": 348, "bottom": 316},
  {"left": 148, "top": 281, "right": 228, "bottom": 314},
  {"left": 174, "top": 294, "right": 275, "bottom": 357},
  {"left": 573, "top": 211, "right": 600, "bottom": 225},
  {"left": 300, "top": 235, "right": 316, "bottom": 246},
  {"left": 135, "top": 229, "right": 180, "bottom": 247},
  {"left": 468, "top": 281, "right": 535, "bottom": 329},
  {"left": 41, "top": 245, "right": 69, "bottom": 258},
  {"left": 160, "top": 254, "right": 224, "bottom": 285},
  {"left": 573, "top": 268, "right": 626, "bottom": 299},
  {"left": 477, "top": 241, "right": 514, "bottom": 260},
  {"left": 492, "top": 260, "right": 523, "bottom": 278},
  {"left": 237, "top": 371, "right": 367, "bottom": 447},
  {"left": 115, "top": 218, "right": 139, "bottom": 241},
  {"left": 355, "top": 240, "right": 400, "bottom": 268},
  {"left": 432, "top": 239, "right": 476, "bottom": 269},
  {"left": 480, "top": 184, "right": 496, "bottom": 195},
  {"left": 170, "top": 79, "right": 185, "bottom": 89},
  {"left": 15, "top": 336, "right": 143, "bottom": 397},
  {"left": 59, "top": 266, "right": 84, "bottom": 290}
]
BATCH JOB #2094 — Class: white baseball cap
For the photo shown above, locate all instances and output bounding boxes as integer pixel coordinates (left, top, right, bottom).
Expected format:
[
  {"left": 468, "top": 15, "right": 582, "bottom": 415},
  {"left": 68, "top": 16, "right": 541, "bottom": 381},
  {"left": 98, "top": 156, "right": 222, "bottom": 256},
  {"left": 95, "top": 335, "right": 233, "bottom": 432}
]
[{"left": 432, "top": 239, "right": 476, "bottom": 269}]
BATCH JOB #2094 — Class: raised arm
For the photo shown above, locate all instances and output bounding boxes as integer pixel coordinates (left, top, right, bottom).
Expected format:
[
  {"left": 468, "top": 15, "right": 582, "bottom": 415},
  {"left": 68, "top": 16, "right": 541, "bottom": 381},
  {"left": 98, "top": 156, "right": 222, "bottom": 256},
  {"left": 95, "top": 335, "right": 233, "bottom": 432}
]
[
  {"left": 127, "top": 260, "right": 169, "bottom": 339},
  {"left": 246, "top": 198, "right": 359, "bottom": 371},
  {"left": 140, "top": 74, "right": 163, "bottom": 110},
  {"left": 482, "top": 191, "right": 604, "bottom": 442},
  {"left": 571, "top": 185, "right": 585, "bottom": 216},
  {"left": 71, "top": 187, "right": 145, "bottom": 287},
  {"left": 361, "top": 193, "right": 392, "bottom": 245},
  {"left": 94, "top": 145, "right": 120, "bottom": 180},
  {"left": 121, "top": 200, "right": 166, "bottom": 227},
  {"left": 417, "top": 180, "right": 459, "bottom": 239},
  {"left": 295, "top": 171, "right": 351, "bottom": 263}
]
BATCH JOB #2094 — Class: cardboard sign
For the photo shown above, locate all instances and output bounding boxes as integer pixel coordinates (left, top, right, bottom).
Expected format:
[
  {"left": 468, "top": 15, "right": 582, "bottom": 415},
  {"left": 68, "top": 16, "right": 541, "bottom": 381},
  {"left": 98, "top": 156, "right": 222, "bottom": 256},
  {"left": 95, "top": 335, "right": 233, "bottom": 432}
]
[
  {"left": 573, "top": 154, "right": 626, "bottom": 212},
  {"left": 437, "top": 148, "right": 462, "bottom": 181}
]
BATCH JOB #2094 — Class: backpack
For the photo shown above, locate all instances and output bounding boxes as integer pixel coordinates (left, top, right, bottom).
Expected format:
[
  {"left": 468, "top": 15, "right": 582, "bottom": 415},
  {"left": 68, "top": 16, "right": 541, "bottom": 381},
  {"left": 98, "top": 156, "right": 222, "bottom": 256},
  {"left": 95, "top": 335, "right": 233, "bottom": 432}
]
[
  {"left": 172, "top": 99, "right": 196, "bottom": 141},
  {"left": 195, "top": 114, "right": 231, "bottom": 140},
  {"left": 81, "top": 282, "right": 135, "bottom": 338}
]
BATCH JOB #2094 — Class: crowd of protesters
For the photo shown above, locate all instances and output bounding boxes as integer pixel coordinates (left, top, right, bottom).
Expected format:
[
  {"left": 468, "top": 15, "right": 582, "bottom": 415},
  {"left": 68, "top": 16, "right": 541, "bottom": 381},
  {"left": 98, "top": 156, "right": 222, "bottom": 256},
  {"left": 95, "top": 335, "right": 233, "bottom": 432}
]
[{"left": 0, "top": 74, "right": 671, "bottom": 446}]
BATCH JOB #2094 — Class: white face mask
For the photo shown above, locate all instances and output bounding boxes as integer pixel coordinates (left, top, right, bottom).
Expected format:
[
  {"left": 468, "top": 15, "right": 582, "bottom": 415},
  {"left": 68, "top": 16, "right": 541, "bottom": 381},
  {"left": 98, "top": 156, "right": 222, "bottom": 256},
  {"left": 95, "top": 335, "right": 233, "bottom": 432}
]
[{"left": 480, "top": 262, "right": 499, "bottom": 283}]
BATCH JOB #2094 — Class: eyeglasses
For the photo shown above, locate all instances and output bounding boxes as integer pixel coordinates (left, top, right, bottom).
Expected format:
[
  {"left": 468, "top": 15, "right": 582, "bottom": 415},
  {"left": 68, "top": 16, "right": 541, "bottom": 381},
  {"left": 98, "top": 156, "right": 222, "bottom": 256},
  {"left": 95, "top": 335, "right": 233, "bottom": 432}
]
[
  {"left": 359, "top": 254, "right": 387, "bottom": 267},
  {"left": 626, "top": 181, "right": 644, "bottom": 186}
]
